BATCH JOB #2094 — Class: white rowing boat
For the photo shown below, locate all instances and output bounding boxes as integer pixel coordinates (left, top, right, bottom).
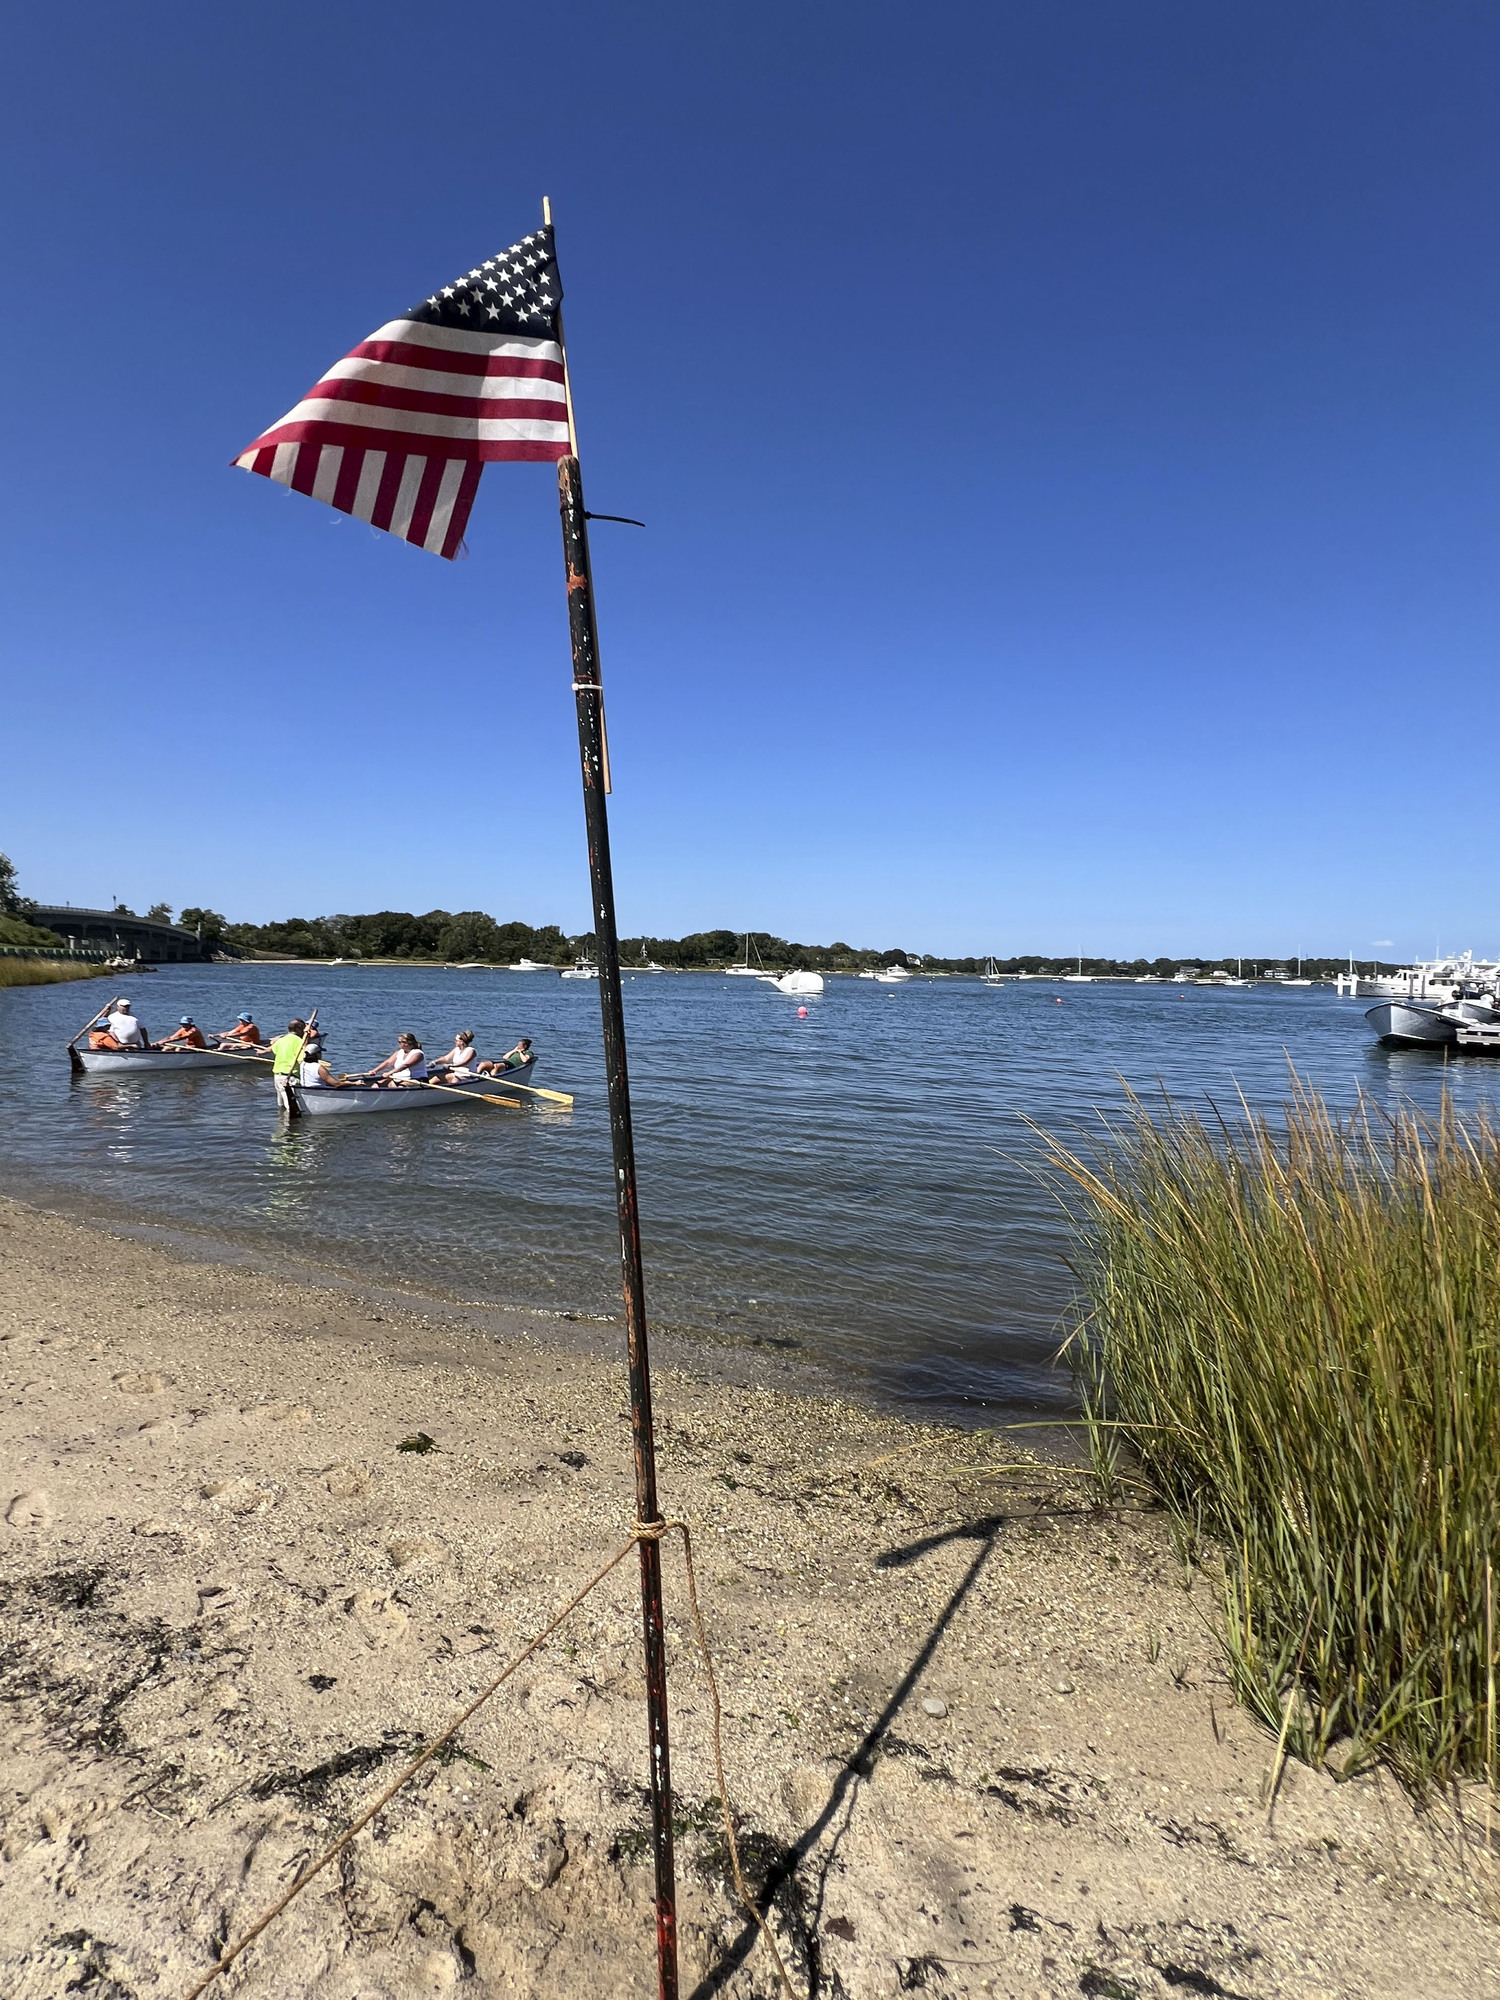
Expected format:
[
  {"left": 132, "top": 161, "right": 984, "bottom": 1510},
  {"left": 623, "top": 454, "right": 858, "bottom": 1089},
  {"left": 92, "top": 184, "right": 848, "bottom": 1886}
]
[
  {"left": 71, "top": 1044, "right": 268, "bottom": 1075},
  {"left": 288, "top": 1060, "right": 539, "bottom": 1117}
]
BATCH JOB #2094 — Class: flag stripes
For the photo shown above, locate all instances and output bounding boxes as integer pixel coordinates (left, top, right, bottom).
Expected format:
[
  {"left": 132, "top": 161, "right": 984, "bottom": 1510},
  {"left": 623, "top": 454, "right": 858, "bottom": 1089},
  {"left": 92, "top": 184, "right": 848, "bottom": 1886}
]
[{"left": 234, "top": 228, "right": 571, "bottom": 560}]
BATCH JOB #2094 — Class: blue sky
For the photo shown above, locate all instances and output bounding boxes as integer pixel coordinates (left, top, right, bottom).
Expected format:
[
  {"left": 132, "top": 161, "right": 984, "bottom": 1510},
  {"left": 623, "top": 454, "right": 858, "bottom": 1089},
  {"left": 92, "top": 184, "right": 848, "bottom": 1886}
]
[{"left": 3, "top": 2, "right": 1496, "bottom": 959}]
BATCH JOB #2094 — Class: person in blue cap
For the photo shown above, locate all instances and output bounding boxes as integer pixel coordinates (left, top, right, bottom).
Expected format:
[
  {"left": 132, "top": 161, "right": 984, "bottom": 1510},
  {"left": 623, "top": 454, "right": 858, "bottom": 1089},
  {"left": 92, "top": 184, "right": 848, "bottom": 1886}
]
[
  {"left": 215, "top": 1010, "right": 263, "bottom": 1048},
  {"left": 156, "top": 1016, "right": 208, "bottom": 1050}
]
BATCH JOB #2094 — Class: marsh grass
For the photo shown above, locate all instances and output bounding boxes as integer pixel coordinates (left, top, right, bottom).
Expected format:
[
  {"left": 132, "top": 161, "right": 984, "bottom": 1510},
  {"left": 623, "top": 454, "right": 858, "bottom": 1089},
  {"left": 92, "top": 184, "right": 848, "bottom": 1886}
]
[
  {"left": 1048, "top": 1078, "right": 1500, "bottom": 1794},
  {"left": 0, "top": 958, "right": 112, "bottom": 988}
]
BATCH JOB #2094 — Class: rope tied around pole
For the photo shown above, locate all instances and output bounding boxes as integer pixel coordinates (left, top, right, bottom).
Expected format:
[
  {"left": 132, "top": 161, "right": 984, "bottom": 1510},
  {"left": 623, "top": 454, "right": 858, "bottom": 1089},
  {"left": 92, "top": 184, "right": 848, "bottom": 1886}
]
[
  {"left": 179, "top": 1522, "right": 799, "bottom": 2000},
  {"left": 633, "top": 1519, "right": 797, "bottom": 1999}
]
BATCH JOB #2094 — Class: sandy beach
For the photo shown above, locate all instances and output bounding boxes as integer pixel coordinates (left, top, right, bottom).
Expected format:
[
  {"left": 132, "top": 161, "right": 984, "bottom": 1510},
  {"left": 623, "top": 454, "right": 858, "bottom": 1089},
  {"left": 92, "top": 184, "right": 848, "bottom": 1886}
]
[{"left": 0, "top": 1196, "right": 1495, "bottom": 1999}]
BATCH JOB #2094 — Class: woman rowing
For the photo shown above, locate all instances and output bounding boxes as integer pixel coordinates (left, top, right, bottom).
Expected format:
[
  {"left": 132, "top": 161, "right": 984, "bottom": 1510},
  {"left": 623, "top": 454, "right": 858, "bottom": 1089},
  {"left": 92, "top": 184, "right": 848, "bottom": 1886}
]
[
  {"left": 298, "top": 1038, "right": 347, "bottom": 1089},
  {"left": 429, "top": 1029, "right": 478, "bottom": 1080},
  {"left": 367, "top": 1032, "right": 428, "bottom": 1086}
]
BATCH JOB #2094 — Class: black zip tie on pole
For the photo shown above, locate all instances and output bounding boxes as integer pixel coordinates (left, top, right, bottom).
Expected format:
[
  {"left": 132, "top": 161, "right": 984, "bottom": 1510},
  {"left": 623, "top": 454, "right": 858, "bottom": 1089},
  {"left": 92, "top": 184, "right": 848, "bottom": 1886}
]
[{"left": 585, "top": 511, "right": 646, "bottom": 527}]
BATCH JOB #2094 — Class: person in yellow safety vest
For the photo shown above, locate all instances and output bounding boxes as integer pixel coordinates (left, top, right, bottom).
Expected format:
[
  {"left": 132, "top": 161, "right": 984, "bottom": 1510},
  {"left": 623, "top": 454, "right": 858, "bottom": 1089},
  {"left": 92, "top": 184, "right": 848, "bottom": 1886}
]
[{"left": 270, "top": 1018, "right": 308, "bottom": 1115}]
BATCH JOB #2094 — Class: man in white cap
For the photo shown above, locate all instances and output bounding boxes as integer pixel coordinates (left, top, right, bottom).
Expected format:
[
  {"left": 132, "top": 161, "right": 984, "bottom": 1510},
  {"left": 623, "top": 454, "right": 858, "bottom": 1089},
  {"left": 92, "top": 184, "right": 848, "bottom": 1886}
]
[{"left": 105, "top": 998, "right": 147, "bottom": 1048}]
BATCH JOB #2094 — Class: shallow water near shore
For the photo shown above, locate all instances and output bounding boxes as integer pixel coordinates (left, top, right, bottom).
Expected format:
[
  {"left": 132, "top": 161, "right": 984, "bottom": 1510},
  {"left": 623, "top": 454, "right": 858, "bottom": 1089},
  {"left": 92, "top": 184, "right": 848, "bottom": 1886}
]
[{"left": 2, "top": 966, "right": 1496, "bottom": 1422}]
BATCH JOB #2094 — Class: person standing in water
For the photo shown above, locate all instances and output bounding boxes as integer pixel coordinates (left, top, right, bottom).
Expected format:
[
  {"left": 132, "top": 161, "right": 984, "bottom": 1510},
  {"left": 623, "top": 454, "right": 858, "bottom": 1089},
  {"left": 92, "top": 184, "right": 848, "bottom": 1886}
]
[{"left": 270, "top": 1018, "right": 309, "bottom": 1114}]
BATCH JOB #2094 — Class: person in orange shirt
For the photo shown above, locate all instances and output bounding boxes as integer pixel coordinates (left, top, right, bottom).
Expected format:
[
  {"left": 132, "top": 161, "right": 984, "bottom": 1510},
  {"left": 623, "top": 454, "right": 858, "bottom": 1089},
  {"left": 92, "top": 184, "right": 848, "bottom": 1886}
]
[
  {"left": 157, "top": 1016, "right": 208, "bottom": 1050},
  {"left": 215, "top": 1012, "right": 263, "bottom": 1046}
]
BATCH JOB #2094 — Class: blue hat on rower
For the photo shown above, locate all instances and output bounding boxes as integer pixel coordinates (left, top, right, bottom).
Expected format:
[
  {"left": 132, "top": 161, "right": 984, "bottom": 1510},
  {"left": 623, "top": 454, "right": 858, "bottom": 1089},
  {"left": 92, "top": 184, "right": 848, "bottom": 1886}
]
[
  {"left": 238, "top": 1013, "right": 252, "bottom": 1022},
  {"left": 180, "top": 1016, "right": 194, "bottom": 1026}
]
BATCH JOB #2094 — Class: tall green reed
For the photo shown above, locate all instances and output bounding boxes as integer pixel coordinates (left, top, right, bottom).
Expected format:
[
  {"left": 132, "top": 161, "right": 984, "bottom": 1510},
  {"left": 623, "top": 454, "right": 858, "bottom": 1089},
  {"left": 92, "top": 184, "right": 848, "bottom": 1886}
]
[
  {"left": 0, "top": 958, "right": 111, "bottom": 988},
  {"left": 1049, "top": 1079, "right": 1500, "bottom": 1793}
]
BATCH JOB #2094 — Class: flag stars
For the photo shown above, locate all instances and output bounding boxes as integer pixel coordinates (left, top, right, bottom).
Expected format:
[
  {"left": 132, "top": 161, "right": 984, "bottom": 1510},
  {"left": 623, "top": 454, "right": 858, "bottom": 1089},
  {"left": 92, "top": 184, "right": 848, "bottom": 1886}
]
[{"left": 409, "top": 229, "right": 559, "bottom": 330}]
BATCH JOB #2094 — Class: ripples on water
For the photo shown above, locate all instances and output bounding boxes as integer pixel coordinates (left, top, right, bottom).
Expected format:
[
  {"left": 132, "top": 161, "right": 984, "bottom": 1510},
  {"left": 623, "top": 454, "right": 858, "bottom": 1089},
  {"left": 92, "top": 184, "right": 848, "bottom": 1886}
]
[{"left": 2, "top": 967, "right": 1495, "bottom": 1422}]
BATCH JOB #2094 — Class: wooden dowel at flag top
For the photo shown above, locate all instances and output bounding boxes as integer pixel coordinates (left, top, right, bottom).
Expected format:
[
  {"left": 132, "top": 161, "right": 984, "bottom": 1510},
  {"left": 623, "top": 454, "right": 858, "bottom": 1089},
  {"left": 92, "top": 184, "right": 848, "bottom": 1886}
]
[
  {"left": 544, "top": 195, "right": 610, "bottom": 793},
  {"left": 551, "top": 216, "right": 678, "bottom": 1998}
]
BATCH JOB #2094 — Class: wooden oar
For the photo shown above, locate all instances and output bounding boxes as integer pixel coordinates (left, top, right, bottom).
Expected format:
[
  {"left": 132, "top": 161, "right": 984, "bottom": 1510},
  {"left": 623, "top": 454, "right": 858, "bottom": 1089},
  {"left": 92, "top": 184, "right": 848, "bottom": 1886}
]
[
  {"left": 466, "top": 1070, "right": 573, "bottom": 1107},
  {"left": 66, "top": 1003, "right": 112, "bottom": 1051},
  {"left": 165, "top": 1042, "right": 273, "bottom": 1065},
  {"left": 351, "top": 1074, "right": 525, "bottom": 1112}
]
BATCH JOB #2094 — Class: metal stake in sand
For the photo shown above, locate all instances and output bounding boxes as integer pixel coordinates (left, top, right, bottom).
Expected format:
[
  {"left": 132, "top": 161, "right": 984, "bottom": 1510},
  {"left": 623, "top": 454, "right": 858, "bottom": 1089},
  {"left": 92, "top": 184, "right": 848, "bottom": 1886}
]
[{"left": 550, "top": 213, "right": 678, "bottom": 1988}]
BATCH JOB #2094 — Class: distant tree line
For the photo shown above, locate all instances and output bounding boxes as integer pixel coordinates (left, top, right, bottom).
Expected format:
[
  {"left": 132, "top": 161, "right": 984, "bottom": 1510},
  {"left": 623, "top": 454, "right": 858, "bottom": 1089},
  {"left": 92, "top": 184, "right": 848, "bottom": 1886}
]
[{"left": 182, "top": 905, "right": 1405, "bottom": 981}]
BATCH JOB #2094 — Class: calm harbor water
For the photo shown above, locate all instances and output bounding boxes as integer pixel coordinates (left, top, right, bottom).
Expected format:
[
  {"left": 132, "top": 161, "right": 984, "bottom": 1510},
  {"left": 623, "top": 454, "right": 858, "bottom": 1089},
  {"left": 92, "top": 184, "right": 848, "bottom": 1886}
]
[{"left": 2, "top": 967, "right": 1496, "bottom": 1424}]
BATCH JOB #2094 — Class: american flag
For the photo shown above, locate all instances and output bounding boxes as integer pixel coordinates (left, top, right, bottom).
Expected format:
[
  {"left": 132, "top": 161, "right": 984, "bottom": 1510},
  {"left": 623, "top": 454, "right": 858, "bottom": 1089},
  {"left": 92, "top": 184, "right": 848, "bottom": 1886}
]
[{"left": 234, "top": 225, "right": 570, "bottom": 559}]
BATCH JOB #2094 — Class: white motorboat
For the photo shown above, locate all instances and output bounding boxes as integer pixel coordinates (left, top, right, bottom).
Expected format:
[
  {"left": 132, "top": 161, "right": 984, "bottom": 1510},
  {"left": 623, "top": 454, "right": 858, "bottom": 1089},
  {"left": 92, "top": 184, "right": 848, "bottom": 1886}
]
[
  {"left": 760, "top": 970, "right": 824, "bottom": 996},
  {"left": 560, "top": 959, "right": 599, "bottom": 981},
  {"left": 70, "top": 1044, "right": 268, "bottom": 1076},
  {"left": 1366, "top": 951, "right": 1500, "bottom": 1004},
  {"left": 289, "top": 1061, "right": 539, "bottom": 1117},
  {"left": 1366, "top": 998, "right": 1498, "bottom": 1048},
  {"left": 724, "top": 934, "right": 767, "bottom": 977},
  {"left": 510, "top": 958, "right": 557, "bottom": 973},
  {"left": 874, "top": 964, "right": 912, "bottom": 984}
]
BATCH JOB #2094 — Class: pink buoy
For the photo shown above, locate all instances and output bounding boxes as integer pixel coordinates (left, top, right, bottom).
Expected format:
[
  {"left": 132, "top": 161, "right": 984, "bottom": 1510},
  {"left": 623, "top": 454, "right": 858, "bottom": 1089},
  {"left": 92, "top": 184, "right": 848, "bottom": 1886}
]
[
  {"left": 1055, "top": 997, "right": 1063, "bottom": 1005},
  {"left": 797, "top": 1006, "right": 808, "bottom": 1017}
]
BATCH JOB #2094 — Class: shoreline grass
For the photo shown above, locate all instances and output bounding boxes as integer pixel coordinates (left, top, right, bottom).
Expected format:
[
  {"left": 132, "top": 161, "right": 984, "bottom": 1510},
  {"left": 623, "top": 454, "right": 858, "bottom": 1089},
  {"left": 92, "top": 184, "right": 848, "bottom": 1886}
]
[
  {"left": 0, "top": 959, "right": 113, "bottom": 989},
  {"left": 1049, "top": 1079, "right": 1500, "bottom": 1794}
]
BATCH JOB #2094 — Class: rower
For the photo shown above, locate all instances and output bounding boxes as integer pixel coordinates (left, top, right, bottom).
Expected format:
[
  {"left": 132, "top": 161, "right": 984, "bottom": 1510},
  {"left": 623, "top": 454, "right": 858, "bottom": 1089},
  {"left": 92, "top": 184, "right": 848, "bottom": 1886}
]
[
  {"left": 157, "top": 1016, "right": 208, "bottom": 1050},
  {"left": 477, "top": 1037, "right": 533, "bottom": 1076},
  {"left": 105, "top": 998, "right": 148, "bottom": 1048},
  {"left": 369, "top": 1033, "right": 428, "bottom": 1085},
  {"left": 299, "top": 1038, "right": 343, "bottom": 1088},
  {"left": 431, "top": 1030, "right": 478, "bottom": 1079},
  {"left": 217, "top": 1012, "right": 263, "bottom": 1046}
]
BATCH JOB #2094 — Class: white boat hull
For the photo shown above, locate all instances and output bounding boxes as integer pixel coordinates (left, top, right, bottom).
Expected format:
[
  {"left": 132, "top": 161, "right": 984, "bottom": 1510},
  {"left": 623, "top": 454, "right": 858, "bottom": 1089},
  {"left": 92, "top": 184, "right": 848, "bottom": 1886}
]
[
  {"left": 290, "top": 1061, "right": 539, "bottom": 1116},
  {"left": 1367, "top": 999, "right": 1498, "bottom": 1048},
  {"left": 72, "top": 1045, "right": 267, "bottom": 1075},
  {"left": 1366, "top": 1003, "right": 1458, "bottom": 1047}
]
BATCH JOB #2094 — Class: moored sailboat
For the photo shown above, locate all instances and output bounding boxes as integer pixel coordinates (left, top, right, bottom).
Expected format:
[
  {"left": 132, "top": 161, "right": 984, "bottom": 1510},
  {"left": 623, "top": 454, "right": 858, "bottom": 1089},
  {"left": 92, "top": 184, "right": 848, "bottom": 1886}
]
[{"left": 724, "top": 933, "right": 766, "bottom": 977}]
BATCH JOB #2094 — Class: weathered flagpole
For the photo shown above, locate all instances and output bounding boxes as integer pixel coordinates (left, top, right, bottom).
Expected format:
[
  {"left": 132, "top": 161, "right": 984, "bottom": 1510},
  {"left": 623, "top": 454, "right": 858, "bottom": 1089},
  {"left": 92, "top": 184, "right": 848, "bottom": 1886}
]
[{"left": 544, "top": 197, "right": 679, "bottom": 2000}]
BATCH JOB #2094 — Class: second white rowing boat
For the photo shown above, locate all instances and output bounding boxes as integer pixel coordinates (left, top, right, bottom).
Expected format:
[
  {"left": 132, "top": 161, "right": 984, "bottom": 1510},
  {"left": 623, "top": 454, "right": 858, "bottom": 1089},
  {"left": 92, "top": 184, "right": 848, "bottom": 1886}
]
[
  {"left": 288, "top": 1060, "right": 540, "bottom": 1117},
  {"left": 71, "top": 1045, "right": 268, "bottom": 1075}
]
